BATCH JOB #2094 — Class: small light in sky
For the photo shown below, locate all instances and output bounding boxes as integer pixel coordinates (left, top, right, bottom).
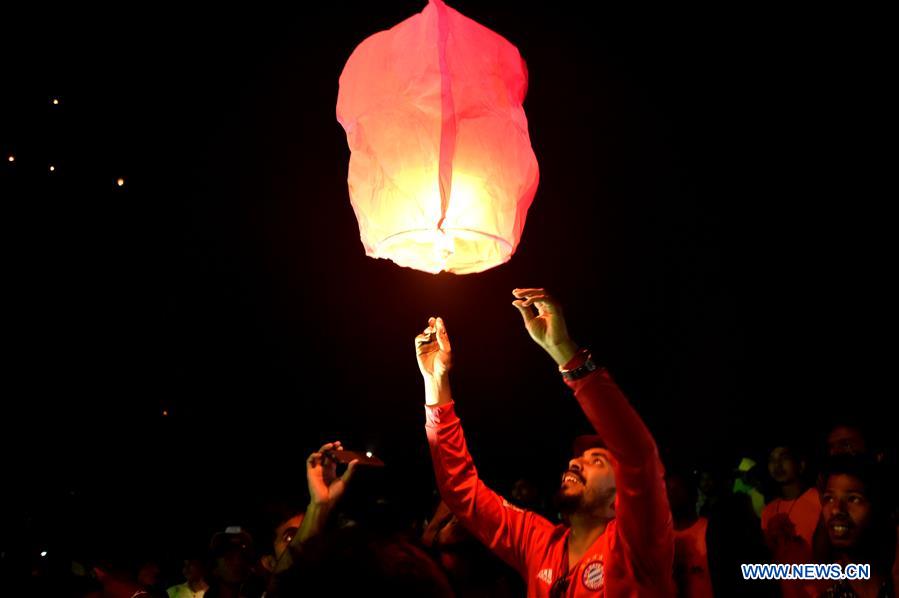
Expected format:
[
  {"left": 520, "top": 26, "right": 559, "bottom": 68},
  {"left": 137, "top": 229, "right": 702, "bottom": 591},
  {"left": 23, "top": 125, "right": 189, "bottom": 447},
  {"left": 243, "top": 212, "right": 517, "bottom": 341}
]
[
  {"left": 116, "top": 178, "right": 125, "bottom": 187},
  {"left": 162, "top": 410, "right": 169, "bottom": 417},
  {"left": 52, "top": 98, "right": 60, "bottom": 106},
  {"left": 49, "top": 165, "right": 56, "bottom": 172},
  {"left": 7, "top": 155, "right": 14, "bottom": 163},
  {"left": 365, "top": 451, "right": 373, "bottom": 458},
  {"left": 40, "top": 551, "right": 48, "bottom": 558}
]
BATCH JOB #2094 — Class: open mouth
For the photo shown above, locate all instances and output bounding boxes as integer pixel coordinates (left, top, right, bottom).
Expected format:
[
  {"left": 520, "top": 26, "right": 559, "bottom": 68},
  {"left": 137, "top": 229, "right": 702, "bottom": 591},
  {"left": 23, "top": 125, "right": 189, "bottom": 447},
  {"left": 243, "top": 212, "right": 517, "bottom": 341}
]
[
  {"left": 829, "top": 519, "right": 853, "bottom": 537},
  {"left": 561, "top": 472, "right": 585, "bottom": 486}
]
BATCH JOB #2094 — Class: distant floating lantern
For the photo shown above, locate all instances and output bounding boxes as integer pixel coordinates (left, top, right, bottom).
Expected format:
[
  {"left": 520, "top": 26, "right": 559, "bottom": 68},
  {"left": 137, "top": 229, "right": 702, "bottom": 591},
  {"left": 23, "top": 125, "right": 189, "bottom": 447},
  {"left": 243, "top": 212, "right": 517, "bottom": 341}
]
[{"left": 337, "top": 0, "right": 539, "bottom": 274}]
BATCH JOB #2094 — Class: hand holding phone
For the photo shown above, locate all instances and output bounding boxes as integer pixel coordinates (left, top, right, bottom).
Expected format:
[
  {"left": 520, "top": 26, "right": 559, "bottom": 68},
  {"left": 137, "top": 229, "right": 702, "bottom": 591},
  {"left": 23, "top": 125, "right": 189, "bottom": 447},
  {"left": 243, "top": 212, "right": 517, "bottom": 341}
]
[{"left": 324, "top": 449, "right": 385, "bottom": 467}]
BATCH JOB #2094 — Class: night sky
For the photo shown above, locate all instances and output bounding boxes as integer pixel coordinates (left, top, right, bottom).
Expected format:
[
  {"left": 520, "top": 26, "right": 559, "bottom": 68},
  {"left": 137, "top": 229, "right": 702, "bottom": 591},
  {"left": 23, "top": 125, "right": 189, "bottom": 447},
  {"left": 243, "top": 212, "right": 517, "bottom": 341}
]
[{"left": 1, "top": 1, "right": 888, "bottom": 570}]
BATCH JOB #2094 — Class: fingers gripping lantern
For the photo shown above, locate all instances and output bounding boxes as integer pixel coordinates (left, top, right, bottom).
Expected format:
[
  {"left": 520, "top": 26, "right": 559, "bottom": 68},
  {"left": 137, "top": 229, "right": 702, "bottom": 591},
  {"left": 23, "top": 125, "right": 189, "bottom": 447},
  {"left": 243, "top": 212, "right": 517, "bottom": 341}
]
[{"left": 337, "top": 0, "right": 539, "bottom": 274}]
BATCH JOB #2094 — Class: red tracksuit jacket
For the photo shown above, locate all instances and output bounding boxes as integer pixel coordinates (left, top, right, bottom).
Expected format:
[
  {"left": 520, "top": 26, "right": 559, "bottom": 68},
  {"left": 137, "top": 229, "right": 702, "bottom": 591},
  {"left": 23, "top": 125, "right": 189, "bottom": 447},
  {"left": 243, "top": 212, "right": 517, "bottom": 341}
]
[{"left": 425, "top": 368, "right": 675, "bottom": 597}]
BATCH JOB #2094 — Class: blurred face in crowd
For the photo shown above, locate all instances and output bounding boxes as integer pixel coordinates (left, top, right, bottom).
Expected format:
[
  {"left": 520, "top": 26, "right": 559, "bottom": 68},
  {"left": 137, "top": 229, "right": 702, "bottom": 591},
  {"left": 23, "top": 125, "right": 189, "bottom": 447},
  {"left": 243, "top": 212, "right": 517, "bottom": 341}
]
[
  {"left": 137, "top": 561, "right": 160, "bottom": 588},
  {"left": 261, "top": 513, "right": 304, "bottom": 572},
  {"left": 273, "top": 514, "right": 303, "bottom": 560},
  {"left": 556, "top": 448, "right": 617, "bottom": 517},
  {"left": 511, "top": 478, "right": 538, "bottom": 507},
  {"left": 768, "top": 446, "right": 802, "bottom": 485},
  {"left": 182, "top": 559, "right": 205, "bottom": 584},
  {"left": 822, "top": 473, "right": 872, "bottom": 551},
  {"left": 666, "top": 474, "right": 697, "bottom": 521},
  {"left": 827, "top": 426, "right": 867, "bottom": 456},
  {"left": 698, "top": 470, "right": 717, "bottom": 494},
  {"left": 213, "top": 547, "right": 252, "bottom": 585}
]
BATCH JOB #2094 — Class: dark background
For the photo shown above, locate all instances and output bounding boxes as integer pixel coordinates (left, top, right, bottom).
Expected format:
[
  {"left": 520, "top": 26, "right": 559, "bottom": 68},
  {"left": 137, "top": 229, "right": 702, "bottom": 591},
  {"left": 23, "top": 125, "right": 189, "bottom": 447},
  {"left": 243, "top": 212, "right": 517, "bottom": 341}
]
[{"left": 1, "top": 0, "right": 889, "bottom": 573}]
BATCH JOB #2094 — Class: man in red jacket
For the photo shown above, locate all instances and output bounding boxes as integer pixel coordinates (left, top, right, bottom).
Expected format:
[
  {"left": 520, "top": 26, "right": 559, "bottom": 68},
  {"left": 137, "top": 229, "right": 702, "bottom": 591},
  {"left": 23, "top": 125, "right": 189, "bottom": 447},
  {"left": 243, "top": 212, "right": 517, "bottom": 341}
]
[{"left": 415, "top": 288, "right": 675, "bottom": 597}]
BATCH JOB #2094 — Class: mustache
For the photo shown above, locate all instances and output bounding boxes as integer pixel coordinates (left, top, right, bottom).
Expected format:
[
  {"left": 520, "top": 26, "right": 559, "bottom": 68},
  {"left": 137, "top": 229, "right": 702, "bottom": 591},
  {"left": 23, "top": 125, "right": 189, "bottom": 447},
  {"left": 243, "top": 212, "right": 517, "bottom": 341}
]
[
  {"left": 828, "top": 515, "right": 853, "bottom": 527},
  {"left": 562, "top": 470, "right": 586, "bottom": 484}
]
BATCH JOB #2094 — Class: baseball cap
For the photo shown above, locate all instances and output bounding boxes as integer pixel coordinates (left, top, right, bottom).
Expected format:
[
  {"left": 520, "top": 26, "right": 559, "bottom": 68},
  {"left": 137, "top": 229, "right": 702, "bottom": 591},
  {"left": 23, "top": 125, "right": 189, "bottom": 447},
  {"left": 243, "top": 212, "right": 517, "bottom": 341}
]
[
  {"left": 571, "top": 434, "right": 607, "bottom": 457},
  {"left": 209, "top": 526, "right": 254, "bottom": 557}
]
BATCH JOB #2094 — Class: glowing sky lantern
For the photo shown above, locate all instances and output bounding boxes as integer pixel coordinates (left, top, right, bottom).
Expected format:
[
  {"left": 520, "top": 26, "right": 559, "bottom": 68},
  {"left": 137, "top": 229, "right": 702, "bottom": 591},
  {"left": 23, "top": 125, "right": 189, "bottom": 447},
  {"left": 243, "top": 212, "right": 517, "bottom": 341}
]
[{"left": 337, "top": 0, "right": 539, "bottom": 274}]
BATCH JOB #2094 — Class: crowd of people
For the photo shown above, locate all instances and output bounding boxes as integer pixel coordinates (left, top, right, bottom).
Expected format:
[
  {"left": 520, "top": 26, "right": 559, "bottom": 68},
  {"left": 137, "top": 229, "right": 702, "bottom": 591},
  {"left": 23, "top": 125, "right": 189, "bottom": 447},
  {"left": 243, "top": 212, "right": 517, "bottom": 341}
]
[{"left": 13, "top": 289, "right": 898, "bottom": 597}]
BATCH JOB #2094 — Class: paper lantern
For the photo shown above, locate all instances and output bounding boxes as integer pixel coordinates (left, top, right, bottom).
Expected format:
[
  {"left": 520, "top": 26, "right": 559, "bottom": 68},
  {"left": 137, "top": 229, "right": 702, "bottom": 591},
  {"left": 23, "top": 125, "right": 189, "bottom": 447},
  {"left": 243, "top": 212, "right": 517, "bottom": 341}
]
[{"left": 337, "top": 0, "right": 539, "bottom": 274}]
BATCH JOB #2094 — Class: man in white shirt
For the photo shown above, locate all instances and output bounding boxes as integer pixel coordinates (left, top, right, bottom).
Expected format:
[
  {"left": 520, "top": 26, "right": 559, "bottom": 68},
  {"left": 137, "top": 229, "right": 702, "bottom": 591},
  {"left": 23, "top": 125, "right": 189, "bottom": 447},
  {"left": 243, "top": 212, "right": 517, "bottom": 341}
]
[{"left": 166, "top": 558, "right": 209, "bottom": 598}]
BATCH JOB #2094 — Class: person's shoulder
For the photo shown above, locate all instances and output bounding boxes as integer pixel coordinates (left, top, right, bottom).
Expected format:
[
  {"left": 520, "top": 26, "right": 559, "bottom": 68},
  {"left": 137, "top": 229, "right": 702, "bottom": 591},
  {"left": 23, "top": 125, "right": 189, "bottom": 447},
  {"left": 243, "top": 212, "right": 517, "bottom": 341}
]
[
  {"left": 165, "top": 584, "right": 186, "bottom": 598},
  {"left": 514, "top": 508, "right": 566, "bottom": 546},
  {"left": 801, "top": 487, "right": 821, "bottom": 502},
  {"left": 689, "top": 517, "right": 708, "bottom": 535},
  {"left": 789, "top": 488, "right": 821, "bottom": 515},
  {"left": 761, "top": 498, "right": 780, "bottom": 519},
  {"left": 507, "top": 500, "right": 560, "bottom": 534}
]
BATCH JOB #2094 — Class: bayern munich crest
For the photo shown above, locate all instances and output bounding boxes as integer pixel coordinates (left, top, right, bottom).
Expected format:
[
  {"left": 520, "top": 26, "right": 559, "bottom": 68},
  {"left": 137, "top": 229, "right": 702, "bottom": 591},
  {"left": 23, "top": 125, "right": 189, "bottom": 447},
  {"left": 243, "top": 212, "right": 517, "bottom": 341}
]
[{"left": 582, "top": 561, "right": 605, "bottom": 590}]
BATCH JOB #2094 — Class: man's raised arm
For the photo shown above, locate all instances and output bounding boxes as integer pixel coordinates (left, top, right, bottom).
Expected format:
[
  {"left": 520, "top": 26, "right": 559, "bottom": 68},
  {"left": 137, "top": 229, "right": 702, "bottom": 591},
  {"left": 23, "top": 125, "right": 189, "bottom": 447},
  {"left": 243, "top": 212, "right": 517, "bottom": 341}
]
[
  {"left": 512, "top": 288, "right": 674, "bottom": 579},
  {"left": 416, "top": 317, "right": 553, "bottom": 575}
]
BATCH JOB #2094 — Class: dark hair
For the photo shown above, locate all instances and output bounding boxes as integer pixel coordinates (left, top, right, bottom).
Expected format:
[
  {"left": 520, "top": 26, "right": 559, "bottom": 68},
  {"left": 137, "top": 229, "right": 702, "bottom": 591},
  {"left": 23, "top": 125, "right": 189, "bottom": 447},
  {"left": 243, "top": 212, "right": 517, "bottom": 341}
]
[
  {"left": 767, "top": 443, "right": 807, "bottom": 463},
  {"left": 818, "top": 455, "right": 884, "bottom": 507},
  {"left": 260, "top": 501, "right": 305, "bottom": 546},
  {"left": 821, "top": 419, "right": 882, "bottom": 460},
  {"left": 823, "top": 417, "right": 869, "bottom": 439},
  {"left": 276, "top": 527, "right": 454, "bottom": 598}
]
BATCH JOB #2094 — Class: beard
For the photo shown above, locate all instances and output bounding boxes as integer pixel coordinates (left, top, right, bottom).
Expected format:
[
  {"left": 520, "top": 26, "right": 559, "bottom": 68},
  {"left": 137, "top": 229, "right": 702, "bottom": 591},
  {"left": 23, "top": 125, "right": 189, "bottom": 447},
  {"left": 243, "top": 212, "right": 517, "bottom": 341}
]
[
  {"left": 552, "top": 487, "right": 583, "bottom": 516},
  {"left": 553, "top": 485, "right": 616, "bottom": 520}
]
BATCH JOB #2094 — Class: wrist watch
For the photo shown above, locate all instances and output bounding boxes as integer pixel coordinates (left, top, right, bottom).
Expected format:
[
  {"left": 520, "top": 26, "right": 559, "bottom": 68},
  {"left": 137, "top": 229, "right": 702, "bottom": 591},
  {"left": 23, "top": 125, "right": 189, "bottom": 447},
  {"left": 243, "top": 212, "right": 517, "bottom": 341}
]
[{"left": 559, "top": 347, "right": 598, "bottom": 381}]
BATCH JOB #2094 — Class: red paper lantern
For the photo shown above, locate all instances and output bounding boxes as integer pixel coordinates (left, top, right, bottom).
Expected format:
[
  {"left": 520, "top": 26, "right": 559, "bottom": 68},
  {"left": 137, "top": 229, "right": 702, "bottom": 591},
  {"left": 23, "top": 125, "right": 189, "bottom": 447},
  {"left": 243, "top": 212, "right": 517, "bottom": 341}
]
[{"left": 337, "top": 0, "right": 539, "bottom": 274}]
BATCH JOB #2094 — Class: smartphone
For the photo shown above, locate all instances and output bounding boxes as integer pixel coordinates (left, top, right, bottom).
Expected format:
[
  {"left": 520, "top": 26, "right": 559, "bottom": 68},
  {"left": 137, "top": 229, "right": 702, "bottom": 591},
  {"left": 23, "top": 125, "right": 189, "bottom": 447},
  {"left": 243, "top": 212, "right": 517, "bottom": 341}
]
[{"left": 324, "top": 449, "right": 385, "bottom": 467}]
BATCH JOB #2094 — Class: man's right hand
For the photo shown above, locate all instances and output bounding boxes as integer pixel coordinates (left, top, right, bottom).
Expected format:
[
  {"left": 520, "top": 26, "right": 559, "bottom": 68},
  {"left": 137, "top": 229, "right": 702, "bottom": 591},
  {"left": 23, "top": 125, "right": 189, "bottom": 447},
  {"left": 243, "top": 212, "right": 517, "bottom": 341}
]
[
  {"left": 306, "top": 441, "right": 357, "bottom": 507},
  {"left": 415, "top": 316, "right": 453, "bottom": 406},
  {"left": 415, "top": 316, "right": 452, "bottom": 381}
]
